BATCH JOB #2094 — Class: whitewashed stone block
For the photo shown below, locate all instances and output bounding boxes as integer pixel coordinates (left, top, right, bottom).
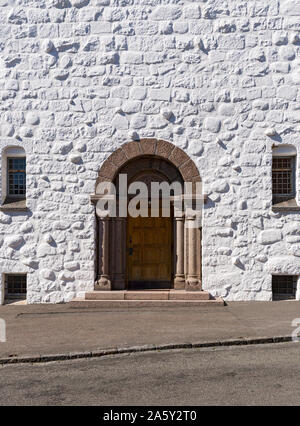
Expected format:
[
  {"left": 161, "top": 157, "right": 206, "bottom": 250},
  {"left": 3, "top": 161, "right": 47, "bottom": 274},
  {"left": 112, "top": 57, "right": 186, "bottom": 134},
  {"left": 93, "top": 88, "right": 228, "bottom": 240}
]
[
  {"left": 41, "top": 269, "right": 56, "bottom": 281},
  {"left": 112, "top": 114, "right": 128, "bottom": 130},
  {"left": 20, "top": 223, "right": 33, "bottom": 233},
  {"left": 151, "top": 6, "right": 182, "bottom": 21},
  {"left": 21, "top": 258, "right": 38, "bottom": 269},
  {"left": 6, "top": 235, "right": 25, "bottom": 249},
  {"left": 280, "top": 0, "right": 300, "bottom": 15},
  {"left": 65, "top": 261, "right": 80, "bottom": 271},
  {"left": 26, "top": 112, "right": 40, "bottom": 126},
  {"left": 0, "top": 215, "right": 12, "bottom": 225},
  {"left": 69, "top": 153, "right": 82, "bottom": 164},
  {"left": 203, "top": 117, "right": 221, "bottom": 133},
  {"left": 279, "top": 46, "right": 295, "bottom": 61},
  {"left": 150, "top": 89, "right": 171, "bottom": 101},
  {"left": 43, "top": 39, "right": 54, "bottom": 53},
  {"left": 258, "top": 230, "right": 283, "bottom": 245}
]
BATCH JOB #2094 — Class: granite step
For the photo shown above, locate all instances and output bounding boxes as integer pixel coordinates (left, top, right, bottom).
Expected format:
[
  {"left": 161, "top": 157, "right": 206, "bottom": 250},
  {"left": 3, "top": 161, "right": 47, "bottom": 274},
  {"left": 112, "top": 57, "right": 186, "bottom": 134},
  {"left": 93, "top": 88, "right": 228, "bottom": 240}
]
[
  {"left": 84, "top": 290, "right": 211, "bottom": 301},
  {"left": 70, "top": 295, "right": 224, "bottom": 308}
]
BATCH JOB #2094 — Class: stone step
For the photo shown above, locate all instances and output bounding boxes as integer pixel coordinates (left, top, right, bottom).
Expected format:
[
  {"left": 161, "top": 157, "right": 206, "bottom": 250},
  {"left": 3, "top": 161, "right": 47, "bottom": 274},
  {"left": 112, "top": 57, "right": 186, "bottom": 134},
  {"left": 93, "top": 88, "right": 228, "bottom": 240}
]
[
  {"left": 85, "top": 290, "right": 211, "bottom": 301},
  {"left": 169, "top": 291, "right": 211, "bottom": 300},
  {"left": 125, "top": 291, "right": 169, "bottom": 300},
  {"left": 86, "top": 291, "right": 125, "bottom": 300},
  {"left": 69, "top": 297, "right": 224, "bottom": 308}
]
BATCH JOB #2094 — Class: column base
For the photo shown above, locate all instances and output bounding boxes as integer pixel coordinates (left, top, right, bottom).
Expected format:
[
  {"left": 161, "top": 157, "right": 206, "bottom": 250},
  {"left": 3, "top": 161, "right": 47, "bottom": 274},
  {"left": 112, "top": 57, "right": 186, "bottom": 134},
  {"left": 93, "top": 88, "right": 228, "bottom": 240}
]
[
  {"left": 174, "top": 275, "right": 186, "bottom": 290},
  {"left": 185, "top": 276, "right": 202, "bottom": 291},
  {"left": 95, "top": 275, "right": 111, "bottom": 291}
]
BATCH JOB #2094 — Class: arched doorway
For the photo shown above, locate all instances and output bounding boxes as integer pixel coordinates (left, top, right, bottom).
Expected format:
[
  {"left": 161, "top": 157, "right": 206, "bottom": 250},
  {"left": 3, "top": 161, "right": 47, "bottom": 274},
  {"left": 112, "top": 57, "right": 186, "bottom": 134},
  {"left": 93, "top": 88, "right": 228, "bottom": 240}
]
[
  {"left": 118, "top": 157, "right": 183, "bottom": 290},
  {"left": 91, "top": 139, "right": 204, "bottom": 292}
]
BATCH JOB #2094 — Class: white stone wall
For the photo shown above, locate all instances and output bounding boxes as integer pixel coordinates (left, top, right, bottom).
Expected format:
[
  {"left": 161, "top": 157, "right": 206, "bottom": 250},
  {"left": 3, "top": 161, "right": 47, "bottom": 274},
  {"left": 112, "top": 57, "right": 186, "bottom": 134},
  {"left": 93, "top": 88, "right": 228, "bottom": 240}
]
[{"left": 0, "top": 0, "right": 299, "bottom": 303}]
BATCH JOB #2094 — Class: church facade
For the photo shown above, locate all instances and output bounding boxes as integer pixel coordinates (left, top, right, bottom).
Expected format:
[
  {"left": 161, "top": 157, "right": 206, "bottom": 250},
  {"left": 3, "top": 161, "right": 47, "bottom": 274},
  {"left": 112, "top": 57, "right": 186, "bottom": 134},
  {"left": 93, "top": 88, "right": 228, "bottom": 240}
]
[{"left": 0, "top": 0, "right": 299, "bottom": 304}]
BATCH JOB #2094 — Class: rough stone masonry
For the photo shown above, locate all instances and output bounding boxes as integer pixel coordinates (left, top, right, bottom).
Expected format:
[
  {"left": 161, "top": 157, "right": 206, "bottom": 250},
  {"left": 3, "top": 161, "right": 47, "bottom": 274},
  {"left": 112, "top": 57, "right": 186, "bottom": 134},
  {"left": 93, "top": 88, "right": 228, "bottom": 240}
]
[{"left": 0, "top": 0, "right": 299, "bottom": 303}]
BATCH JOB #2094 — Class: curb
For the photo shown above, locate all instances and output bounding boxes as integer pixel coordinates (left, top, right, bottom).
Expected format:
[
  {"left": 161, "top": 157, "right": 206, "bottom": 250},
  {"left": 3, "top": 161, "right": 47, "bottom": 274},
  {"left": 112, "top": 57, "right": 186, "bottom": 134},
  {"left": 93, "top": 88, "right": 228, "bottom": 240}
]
[{"left": 0, "top": 335, "right": 295, "bottom": 365}]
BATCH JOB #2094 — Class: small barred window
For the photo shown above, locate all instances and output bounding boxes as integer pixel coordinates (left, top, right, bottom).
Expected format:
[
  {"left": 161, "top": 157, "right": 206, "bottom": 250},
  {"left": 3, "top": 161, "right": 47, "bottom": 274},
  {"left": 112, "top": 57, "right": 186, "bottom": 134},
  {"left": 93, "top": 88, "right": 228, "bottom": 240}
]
[
  {"left": 272, "top": 157, "right": 293, "bottom": 196},
  {"left": 272, "top": 156, "right": 295, "bottom": 204},
  {"left": 7, "top": 157, "right": 26, "bottom": 197},
  {"left": 5, "top": 274, "right": 27, "bottom": 299},
  {"left": 272, "top": 275, "right": 297, "bottom": 300}
]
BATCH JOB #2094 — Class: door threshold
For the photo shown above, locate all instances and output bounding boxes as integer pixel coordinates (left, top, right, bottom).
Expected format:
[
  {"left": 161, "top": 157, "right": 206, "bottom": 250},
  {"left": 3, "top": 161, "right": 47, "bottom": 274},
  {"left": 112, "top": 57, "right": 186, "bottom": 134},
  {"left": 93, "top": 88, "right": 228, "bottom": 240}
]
[
  {"left": 126, "top": 288, "right": 171, "bottom": 292},
  {"left": 127, "top": 281, "right": 172, "bottom": 290}
]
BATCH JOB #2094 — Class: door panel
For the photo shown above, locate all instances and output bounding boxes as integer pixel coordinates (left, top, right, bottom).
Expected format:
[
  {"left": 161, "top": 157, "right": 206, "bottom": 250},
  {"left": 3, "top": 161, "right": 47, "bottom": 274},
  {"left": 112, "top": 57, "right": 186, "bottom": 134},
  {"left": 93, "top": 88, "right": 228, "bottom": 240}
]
[{"left": 127, "top": 213, "right": 172, "bottom": 287}]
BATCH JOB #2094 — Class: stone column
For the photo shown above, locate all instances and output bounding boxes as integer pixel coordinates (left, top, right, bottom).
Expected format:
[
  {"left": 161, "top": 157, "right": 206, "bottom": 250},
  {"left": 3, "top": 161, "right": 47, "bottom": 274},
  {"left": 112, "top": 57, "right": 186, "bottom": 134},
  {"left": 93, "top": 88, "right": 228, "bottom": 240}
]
[
  {"left": 174, "top": 215, "right": 185, "bottom": 289},
  {"left": 96, "top": 216, "right": 111, "bottom": 290},
  {"left": 186, "top": 214, "right": 201, "bottom": 291},
  {"left": 113, "top": 217, "right": 126, "bottom": 290}
]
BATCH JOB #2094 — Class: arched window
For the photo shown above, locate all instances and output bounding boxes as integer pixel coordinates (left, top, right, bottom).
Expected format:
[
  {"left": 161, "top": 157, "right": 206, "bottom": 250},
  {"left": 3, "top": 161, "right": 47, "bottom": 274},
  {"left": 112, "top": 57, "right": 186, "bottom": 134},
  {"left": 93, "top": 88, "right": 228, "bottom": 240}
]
[
  {"left": 272, "top": 145, "right": 298, "bottom": 210},
  {"left": 1, "top": 146, "right": 26, "bottom": 210}
]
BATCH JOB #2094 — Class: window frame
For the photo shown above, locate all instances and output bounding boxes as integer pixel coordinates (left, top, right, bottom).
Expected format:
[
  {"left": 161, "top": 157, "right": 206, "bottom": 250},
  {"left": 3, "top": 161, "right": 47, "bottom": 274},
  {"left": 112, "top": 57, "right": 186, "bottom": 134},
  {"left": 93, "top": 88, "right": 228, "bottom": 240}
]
[
  {"left": 0, "top": 146, "right": 27, "bottom": 212},
  {"left": 272, "top": 155, "right": 296, "bottom": 201},
  {"left": 272, "top": 275, "right": 297, "bottom": 301},
  {"left": 6, "top": 156, "right": 26, "bottom": 199},
  {"left": 4, "top": 274, "right": 27, "bottom": 300}
]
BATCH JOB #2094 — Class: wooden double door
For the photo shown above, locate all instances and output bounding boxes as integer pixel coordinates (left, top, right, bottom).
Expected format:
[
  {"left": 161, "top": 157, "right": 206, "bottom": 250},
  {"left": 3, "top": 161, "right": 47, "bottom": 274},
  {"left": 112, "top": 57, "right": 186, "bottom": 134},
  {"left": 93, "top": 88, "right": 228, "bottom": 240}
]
[{"left": 127, "top": 214, "right": 172, "bottom": 289}]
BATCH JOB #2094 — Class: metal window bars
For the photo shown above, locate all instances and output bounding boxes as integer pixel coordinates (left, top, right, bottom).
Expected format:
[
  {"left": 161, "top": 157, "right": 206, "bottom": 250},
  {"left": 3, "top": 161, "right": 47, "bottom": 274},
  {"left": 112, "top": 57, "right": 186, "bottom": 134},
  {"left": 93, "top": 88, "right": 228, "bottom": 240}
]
[
  {"left": 7, "top": 157, "right": 26, "bottom": 196},
  {"left": 272, "top": 275, "right": 297, "bottom": 300}
]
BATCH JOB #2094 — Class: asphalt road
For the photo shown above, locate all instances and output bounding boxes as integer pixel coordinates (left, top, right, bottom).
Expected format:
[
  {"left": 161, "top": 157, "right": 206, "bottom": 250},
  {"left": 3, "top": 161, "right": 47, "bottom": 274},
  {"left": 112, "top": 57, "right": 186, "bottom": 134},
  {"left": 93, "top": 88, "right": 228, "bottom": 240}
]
[{"left": 0, "top": 342, "right": 299, "bottom": 406}]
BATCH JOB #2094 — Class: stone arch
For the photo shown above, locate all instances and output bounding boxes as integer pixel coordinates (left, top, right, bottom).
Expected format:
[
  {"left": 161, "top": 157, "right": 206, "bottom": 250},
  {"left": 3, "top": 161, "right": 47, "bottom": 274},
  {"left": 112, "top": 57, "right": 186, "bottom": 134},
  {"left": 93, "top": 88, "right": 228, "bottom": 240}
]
[
  {"left": 96, "top": 139, "right": 201, "bottom": 192},
  {"left": 114, "top": 156, "right": 184, "bottom": 195},
  {"left": 93, "top": 139, "right": 203, "bottom": 293}
]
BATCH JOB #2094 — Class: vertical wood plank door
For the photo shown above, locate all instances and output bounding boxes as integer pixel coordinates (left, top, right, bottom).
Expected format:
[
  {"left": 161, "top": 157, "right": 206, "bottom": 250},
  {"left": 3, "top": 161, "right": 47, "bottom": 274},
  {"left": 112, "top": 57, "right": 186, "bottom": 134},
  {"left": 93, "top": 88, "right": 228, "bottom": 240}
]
[{"left": 127, "top": 214, "right": 172, "bottom": 289}]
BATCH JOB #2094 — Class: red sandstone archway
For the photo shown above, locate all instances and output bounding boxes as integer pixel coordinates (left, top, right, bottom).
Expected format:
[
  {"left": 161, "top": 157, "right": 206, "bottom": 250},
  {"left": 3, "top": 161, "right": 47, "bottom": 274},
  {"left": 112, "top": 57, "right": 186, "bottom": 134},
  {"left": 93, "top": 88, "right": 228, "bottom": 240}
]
[
  {"left": 96, "top": 139, "right": 201, "bottom": 189},
  {"left": 93, "top": 139, "right": 203, "bottom": 292}
]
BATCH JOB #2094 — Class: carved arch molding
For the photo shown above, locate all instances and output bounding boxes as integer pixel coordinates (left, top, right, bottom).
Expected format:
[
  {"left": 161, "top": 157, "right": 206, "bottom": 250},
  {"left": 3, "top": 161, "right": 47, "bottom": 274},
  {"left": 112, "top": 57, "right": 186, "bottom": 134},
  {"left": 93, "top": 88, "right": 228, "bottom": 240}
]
[{"left": 92, "top": 139, "right": 203, "bottom": 292}]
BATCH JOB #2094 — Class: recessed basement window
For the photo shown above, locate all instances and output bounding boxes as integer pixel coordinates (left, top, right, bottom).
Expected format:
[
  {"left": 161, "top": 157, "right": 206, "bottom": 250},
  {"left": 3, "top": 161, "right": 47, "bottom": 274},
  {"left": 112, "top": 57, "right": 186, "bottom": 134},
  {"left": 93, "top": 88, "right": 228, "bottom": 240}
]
[
  {"left": 272, "top": 275, "right": 297, "bottom": 300},
  {"left": 5, "top": 274, "right": 27, "bottom": 300}
]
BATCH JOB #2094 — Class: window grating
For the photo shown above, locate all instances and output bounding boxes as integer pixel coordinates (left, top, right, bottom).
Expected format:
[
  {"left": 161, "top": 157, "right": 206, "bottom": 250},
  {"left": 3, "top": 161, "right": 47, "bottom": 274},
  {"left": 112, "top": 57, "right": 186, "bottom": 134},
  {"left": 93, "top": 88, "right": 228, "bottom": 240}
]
[
  {"left": 272, "top": 275, "right": 297, "bottom": 300},
  {"left": 272, "top": 157, "right": 294, "bottom": 196},
  {"left": 5, "top": 274, "right": 27, "bottom": 297},
  {"left": 7, "top": 157, "right": 26, "bottom": 196},
  {"left": 272, "top": 157, "right": 295, "bottom": 202}
]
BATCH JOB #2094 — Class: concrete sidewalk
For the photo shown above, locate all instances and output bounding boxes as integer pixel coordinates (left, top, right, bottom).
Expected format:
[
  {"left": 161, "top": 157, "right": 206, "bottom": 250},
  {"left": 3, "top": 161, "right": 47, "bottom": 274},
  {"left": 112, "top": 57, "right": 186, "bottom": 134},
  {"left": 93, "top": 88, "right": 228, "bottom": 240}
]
[{"left": 0, "top": 301, "right": 299, "bottom": 361}]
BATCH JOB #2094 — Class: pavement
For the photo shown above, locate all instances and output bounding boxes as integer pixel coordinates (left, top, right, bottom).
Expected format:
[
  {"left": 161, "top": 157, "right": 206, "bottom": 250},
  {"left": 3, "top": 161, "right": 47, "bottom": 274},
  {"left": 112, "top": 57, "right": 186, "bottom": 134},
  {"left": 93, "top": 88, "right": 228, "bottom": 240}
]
[{"left": 0, "top": 300, "right": 299, "bottom": 362}]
